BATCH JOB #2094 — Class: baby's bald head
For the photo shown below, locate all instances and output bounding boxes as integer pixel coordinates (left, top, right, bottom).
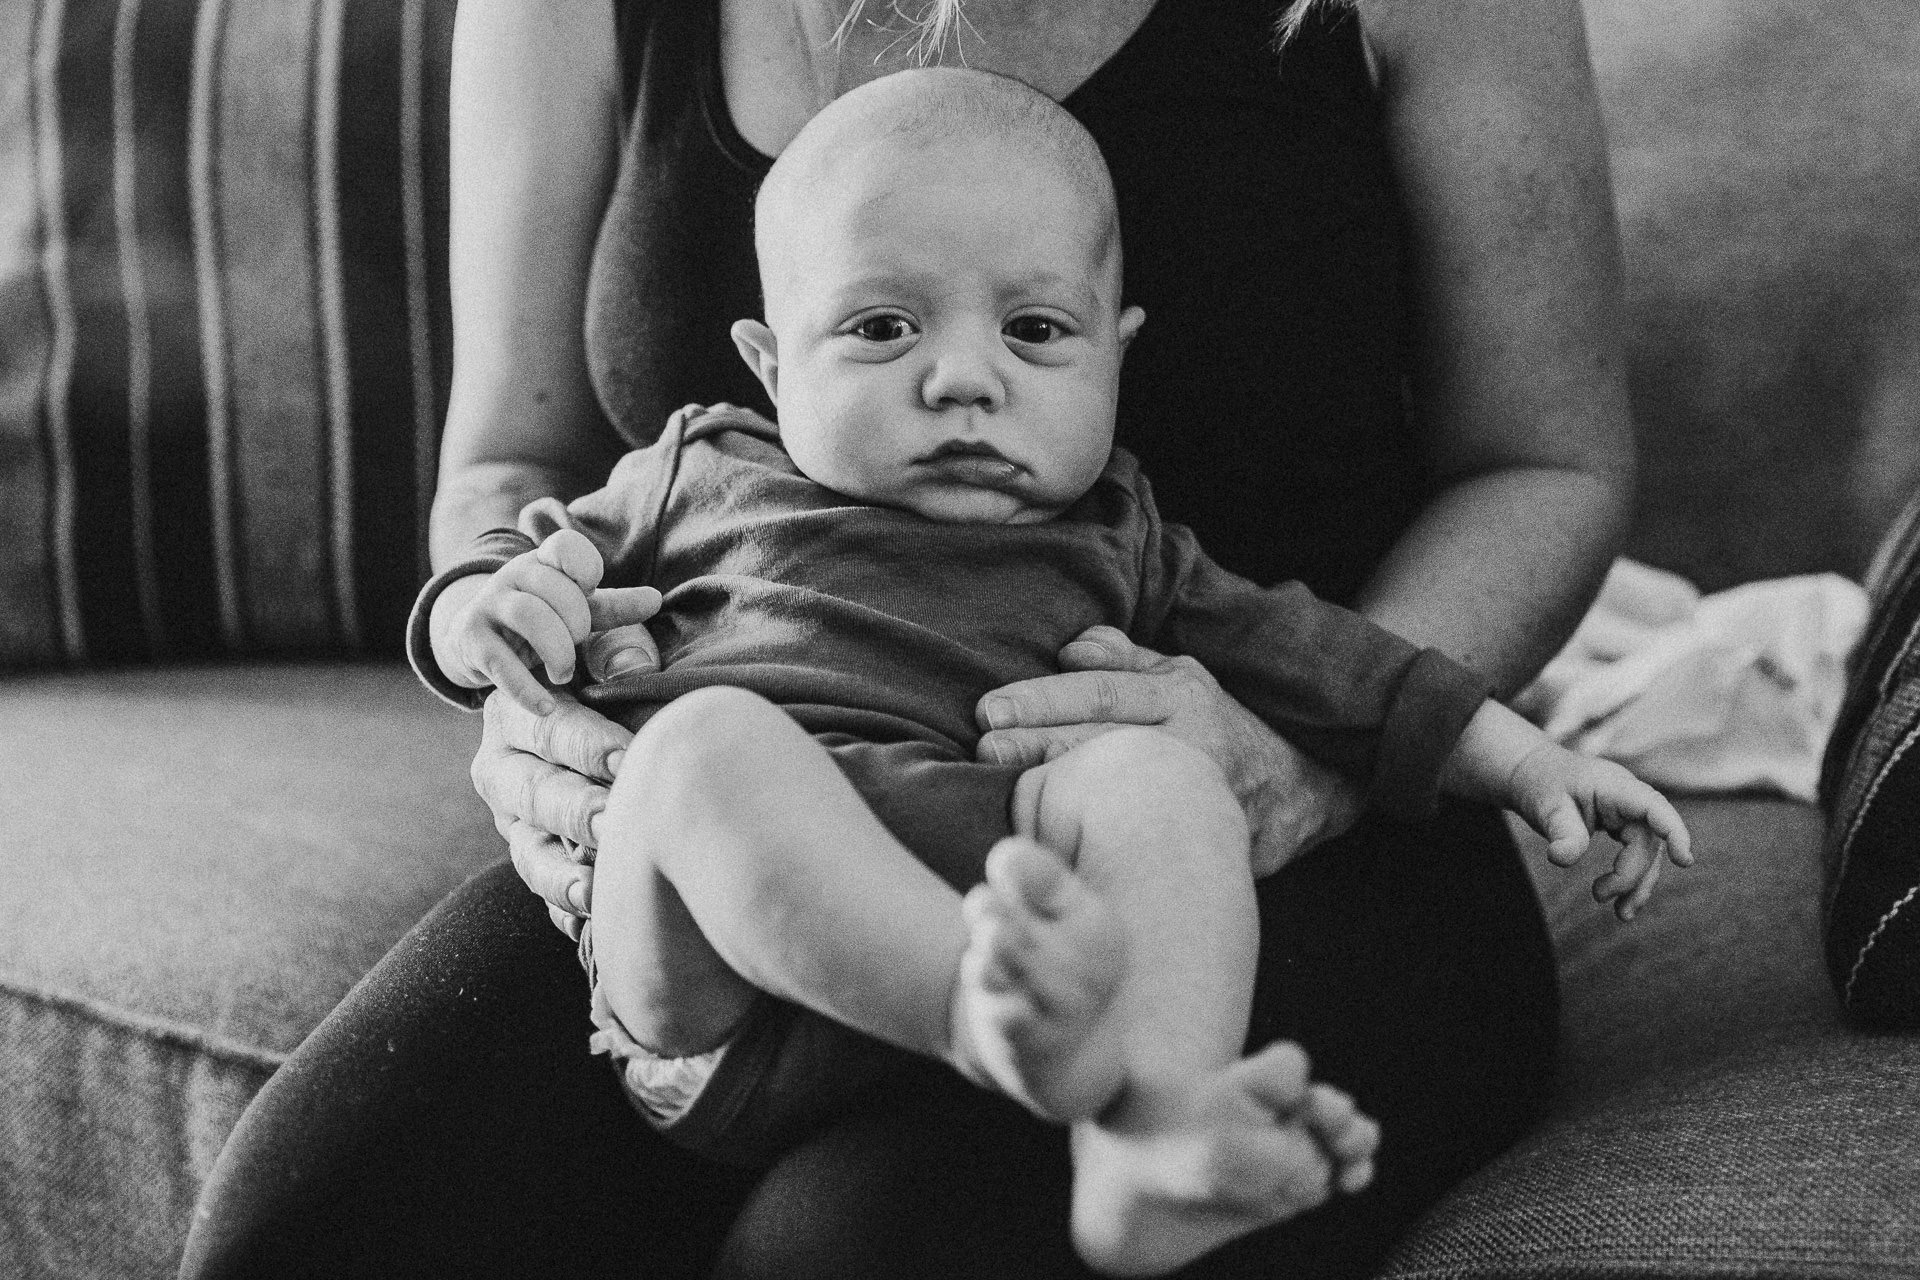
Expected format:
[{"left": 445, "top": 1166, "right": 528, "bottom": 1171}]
[
  {"left": 729, "top": 67, "right": 1145, "bottom": 526},
  {"left": 753, "top": 68, "right": 1123, "bottom": 325}
]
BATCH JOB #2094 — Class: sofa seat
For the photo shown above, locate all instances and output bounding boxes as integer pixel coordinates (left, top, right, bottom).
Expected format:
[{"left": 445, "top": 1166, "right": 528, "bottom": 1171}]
[
  {"left": 8, "top": 659, "right": 1911, "bottom": 1279},
  {"left": 0, "top": 664, "right": 495, "bottom": 1280},
  {"left": 1380, "top": 799, "right": 1920, "bottom": 1277}
]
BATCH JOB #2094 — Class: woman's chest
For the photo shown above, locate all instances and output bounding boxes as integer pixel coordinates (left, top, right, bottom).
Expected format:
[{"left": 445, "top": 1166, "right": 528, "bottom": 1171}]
[{"left": 716, "top": 0, "right": 1158, "bottom": 154}]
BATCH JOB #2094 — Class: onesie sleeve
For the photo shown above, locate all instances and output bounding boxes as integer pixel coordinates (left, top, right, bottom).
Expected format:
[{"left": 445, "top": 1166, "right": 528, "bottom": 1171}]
[
  {"left": 404, "top": 411, "right": 689, "bottom": 710},
  {"left": 405, "top": 528, "right": 541, "bottom": 710},
  {"left": 1148, "top": 520, "right": 1492, "bottom": 822}
]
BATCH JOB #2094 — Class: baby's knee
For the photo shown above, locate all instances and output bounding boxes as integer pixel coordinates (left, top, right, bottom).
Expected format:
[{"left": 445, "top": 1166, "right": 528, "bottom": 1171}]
[
  {"left": 1069, "top": 727, "right": 1228, "bottom": 798},
  {"left": 615, "top": 685, "right": 784, "bottom": 810},
  {"left": 1031, "top": 728, "right": 1244, "bottom": 835}
]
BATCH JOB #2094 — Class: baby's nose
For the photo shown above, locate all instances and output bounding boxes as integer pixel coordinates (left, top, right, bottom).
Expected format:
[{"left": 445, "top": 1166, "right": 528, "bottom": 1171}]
[{"left": 921, "top": 344, "right": 1004, "bottom": 411}]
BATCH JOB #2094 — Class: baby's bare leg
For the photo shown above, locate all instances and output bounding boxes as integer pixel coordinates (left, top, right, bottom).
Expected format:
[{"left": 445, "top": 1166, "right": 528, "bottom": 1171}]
[
  {"left": 590, "top": 685, "right": 970, "bottom": 1062},
  {"left": 965, "top": 727, "right": 1378, "bottom": 1276}
]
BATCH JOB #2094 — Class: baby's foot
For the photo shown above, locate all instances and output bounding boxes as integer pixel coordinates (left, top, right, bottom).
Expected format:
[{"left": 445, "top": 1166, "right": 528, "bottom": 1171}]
[
  {"left": 1067, "top": 1042, "right": 1380, "bottom": 1277},
  {"left": 950, "top": 837, "right": 1128, "bottom": 1121}
]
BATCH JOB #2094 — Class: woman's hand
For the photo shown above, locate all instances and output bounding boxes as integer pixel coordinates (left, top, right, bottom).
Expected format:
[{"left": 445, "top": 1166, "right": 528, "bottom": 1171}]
[
  {"left": 473, "top": 689, "right": 633, "bottom": 938},
  {"left": 975, "top": 626, "right": 1363, "bottom": 876}
]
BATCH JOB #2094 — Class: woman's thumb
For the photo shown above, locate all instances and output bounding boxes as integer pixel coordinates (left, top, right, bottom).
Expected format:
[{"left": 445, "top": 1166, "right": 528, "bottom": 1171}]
[{"left": 1059, "top": 625, "right": 1154, "bottom": 672}]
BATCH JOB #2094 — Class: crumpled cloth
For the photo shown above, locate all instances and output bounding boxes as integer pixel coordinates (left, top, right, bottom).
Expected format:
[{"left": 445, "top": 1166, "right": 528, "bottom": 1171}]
[{"left": 1513, "top": 559, "right": 1869, "bottom": 802}]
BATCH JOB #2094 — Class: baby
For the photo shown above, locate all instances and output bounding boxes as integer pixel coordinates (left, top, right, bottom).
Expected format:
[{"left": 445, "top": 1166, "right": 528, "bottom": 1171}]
[{"left": 416, "top": 68, "right": 1691, "bottom": 1277}]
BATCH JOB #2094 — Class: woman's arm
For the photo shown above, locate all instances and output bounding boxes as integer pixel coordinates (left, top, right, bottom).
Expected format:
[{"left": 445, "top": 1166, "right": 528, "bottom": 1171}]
[
  {"left": 1350, "top": 0, "right": 1635, "bottom": 695},
  {"left": 435, "top": 0, "right": 627, "bottom": 569},
  {"left": 439, "top": 0, "right": 642, "bottom": 933},
  {"left": 977, "top": 0, "right": 1634, "bottom": 867}
]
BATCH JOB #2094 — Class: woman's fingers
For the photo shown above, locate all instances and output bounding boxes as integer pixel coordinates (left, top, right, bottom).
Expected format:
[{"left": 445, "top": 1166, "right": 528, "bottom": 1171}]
[
  {"left": 506, "top": 819, "right": 593, "bottom": 920},
  {"left": 474, "top": 694, "right": 628, "bottom": 847},
  {"left": 978, "top": 669, "right": 1172, "bottom": 733},
  {"left": 583, "top": 617, "right": 663, "bottom": 680},
  {"left": 1056, "top": 624, "right": 1158, "bottom": 673},
  {"left": 548, "top": 903, "right": 585, "bottom": 942},
  {"left": 485, "top": 688, "right": 632, "bottom": 780},
  {"left": 976, "top": 721, "right": 1115, "bottom": 768}
]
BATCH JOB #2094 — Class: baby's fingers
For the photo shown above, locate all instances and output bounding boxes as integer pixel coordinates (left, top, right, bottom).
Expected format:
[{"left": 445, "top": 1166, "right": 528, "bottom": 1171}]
[
  {"left": 588, "top": 585, "right": 662, "bottom": 632},
  {"left": 1648, "top": 794, "right": 1694, "bottom": 868},
  {"left": 536, "top": 527, "right": 605, "bottom": 591},
  {"left": 1538, "top": 797, "right": 1592, "bottom": 868},
  {"left": 495, "top": 590, "right": 583, "bottom": 685},
  {"left": 496, "top": 557, "right": 593, "bottom": 645},
  {"left": 1593, "top": 827, "right": 1661, "bottom": 920},
  {"left": 467, "top": 632, "right": 558, "bottom": 717}
]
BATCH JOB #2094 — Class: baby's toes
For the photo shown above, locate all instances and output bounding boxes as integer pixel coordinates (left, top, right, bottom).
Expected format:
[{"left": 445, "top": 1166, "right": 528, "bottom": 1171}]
[
  {"left": 1225, "top": 1041, "right": 1314, "bottom": 1118},
  {"left": 1300, "top": 1084, "right": 1380, "bottom": 1192},
  {"left": 961, "top": 884, "right": 1038, "bottom": 993},
  {"left": 984, "top": 837, "right": 1073, "bottom": 919}
]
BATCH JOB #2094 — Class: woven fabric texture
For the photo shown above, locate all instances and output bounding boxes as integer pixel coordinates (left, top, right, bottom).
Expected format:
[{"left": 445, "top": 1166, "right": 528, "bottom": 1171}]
[
  {"left": 0, "top": 0, "right": 455, "bottom": 668},
  {"left": 0, "top": 663, "right": 497, "bottom": 1278},
  {"left": 1378, "top": 1030, "right": 1920, "bottom": 1280},
  {"left": 1518, "top": 798, "right": 1838, "bottom": 1110},
  {"left": 1821, "top": 485, "right": 1920, "bottom": 1028}
]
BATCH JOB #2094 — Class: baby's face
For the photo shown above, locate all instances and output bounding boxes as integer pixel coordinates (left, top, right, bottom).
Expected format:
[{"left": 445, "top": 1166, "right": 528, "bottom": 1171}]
[{"left": 737, "top": 136, "right": 1144, "bottom": 525}]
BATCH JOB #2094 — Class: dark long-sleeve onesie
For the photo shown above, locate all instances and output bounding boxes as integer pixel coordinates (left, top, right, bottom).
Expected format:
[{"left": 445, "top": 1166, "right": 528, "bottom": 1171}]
[
  {"left": 415, "top": 403, "right": 1487, "bottom": 821},
  {"left": 409, "top": 404, "right": 1491, "bottom": 1162}
]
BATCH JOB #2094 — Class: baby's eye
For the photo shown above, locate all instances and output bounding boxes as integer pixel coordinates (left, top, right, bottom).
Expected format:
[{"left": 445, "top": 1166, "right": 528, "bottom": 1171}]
[
  {"left": 852, "top": 314, "right": 916, "bottom": 343},
  {"left": 1005, "top": 315, "right": 1067, "bottom": 345}
]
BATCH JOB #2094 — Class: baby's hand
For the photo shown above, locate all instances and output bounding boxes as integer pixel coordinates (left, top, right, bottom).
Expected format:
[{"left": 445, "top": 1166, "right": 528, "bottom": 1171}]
[
  {"left": 1508, "top": 744, "right": 1694, "bottom": 921},
  {"left": 435, "top": 528, "right": 605, "bottom": 715}
]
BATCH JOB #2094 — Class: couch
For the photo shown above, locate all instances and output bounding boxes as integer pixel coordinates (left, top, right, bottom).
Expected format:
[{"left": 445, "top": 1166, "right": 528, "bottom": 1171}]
[{"left": 2, "top": 1, "right": 1917, "bottom": 1277}]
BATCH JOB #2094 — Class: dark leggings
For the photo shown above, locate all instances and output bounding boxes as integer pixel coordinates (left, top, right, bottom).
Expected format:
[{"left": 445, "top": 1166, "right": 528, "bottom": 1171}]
[{"left": 179, "top": 799, "right": 1556, "bottom": 1280}]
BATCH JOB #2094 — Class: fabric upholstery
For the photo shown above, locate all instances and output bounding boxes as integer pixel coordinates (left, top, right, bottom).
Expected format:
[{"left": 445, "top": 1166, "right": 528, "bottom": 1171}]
[
  {"left": 0, "top": 663, "right": 498, "bottom": 1279},
  {"left": 1374, "top": 801, "right": 1920, "bottom": 1279},
  {"left": 1524, "top": 798, "right": 1840, "bottom": 1109},
  {"left": 0, "top": 0, "right": 455, "bottom": 668},
  {"left": 1822, "top": 486, "right": 1920, "bottom": 1028},
  {"left": 1377, "top": 1029, "right": 1920, "bottom": 1280}
]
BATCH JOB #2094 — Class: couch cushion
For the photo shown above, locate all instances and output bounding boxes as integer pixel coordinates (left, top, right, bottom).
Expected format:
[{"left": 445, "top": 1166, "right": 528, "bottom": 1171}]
[
  {"left": 1384, "top": 802, "right": 1894, "bottom": 1279},
  {"left": 1522, "top": 797, "right": 1841, "bottom": 1111},
  {"left": 1378, "top": 1028, "right": 1920, "bottom": 1280},
  {"left": 0, "top": 663, "right": 498, "bottom": 1279},
  {"left": 0, "top": 0, "right": 455, "bottom": 668}
]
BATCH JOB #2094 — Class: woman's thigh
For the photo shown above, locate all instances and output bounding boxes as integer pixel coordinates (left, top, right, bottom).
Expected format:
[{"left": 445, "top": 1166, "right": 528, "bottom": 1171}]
[
  {"left": 716, "top": 799, "right": 1558, "bottom": 1280},
  {"left": 180, "top": 859, "right": 756, "bottom": 1280}
]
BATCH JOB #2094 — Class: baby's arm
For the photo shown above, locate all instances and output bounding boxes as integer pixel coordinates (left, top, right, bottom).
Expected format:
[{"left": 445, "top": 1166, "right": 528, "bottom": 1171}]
[
  {"left": 1441, "top": 701, "right": 1695, "bottom": 920},
  {"left": 429, "top": 527, "right": 610, "bottom": 715}
]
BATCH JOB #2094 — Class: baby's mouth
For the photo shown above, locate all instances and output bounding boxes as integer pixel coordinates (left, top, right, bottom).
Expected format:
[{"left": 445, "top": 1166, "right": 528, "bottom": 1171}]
[{"left": 918, "top": 440, "right": 1023, "bottom": 488}]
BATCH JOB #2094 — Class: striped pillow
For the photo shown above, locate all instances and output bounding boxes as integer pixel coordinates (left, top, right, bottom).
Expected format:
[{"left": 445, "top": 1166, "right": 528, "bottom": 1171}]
[
  {"left": 1821, "top": 485, "right": 1920, "bottom": 1029},
  {"left": 0, "top": 0, "right": 455, "bottom": 667}
]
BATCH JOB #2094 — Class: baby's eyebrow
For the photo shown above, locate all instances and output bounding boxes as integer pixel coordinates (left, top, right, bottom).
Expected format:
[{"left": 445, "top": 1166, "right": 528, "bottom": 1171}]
[{"left": 829, "top": 271, "right": 941, "bottom": 303}]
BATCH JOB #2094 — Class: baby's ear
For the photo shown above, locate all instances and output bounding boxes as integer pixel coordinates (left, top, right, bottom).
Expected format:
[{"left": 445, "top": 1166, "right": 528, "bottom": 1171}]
[
  {"left": 1117, "top": 305, "right": 1146, "bottom": 351},
  {"left": 731, "top": 319, "right": 780, "bottom": 402}
]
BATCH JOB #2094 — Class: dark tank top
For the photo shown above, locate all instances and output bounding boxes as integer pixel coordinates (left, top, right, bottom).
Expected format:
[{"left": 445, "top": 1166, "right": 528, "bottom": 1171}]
[{"left": 586, "top": 0, "right": 1422, "bottom": 605}]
